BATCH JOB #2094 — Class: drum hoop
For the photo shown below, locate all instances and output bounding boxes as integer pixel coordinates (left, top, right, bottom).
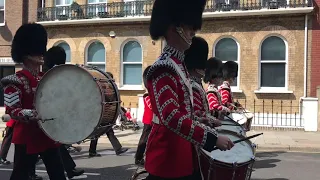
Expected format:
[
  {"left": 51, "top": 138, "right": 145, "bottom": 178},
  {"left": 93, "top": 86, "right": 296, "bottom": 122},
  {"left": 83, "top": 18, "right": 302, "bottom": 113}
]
[
  {"left": 91, "top": 65, "right": 121, "bottom": 127},
  {"left": 221, "top": 118, "right": 242, "bottom": 127}
]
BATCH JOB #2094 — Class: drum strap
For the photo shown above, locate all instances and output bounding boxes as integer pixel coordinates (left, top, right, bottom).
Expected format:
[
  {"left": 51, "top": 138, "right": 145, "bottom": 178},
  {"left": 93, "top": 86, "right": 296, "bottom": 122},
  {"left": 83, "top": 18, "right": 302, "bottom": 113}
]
[{"left": 152, "top": 58, "right": 194, "bottom": 125}]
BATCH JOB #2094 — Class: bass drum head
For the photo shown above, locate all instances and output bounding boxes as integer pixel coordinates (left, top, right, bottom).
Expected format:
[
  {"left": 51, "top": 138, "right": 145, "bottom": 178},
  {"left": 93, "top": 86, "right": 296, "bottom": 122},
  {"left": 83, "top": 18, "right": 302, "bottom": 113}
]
[{"left": 35, "top": 65, "right": 102, "bottom": 144}]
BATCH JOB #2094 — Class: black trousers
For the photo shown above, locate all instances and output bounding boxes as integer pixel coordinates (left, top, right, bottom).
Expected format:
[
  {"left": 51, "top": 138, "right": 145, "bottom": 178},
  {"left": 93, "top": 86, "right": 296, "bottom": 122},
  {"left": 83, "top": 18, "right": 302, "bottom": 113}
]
[
  {"left": 60, "top": 145, "right": 76, "bottom": 173},
  {"left": 0, "top": 127, "right": 13, "bottom": 160},
  {"left": 146, "top": 171, "right": 202, "bottom": 180},
  {"left": 135, "top": 124, "right": 152, "bottom": 161},
  {"left": 10, "top": 144, "right": 66, "bottom": 180},
  {"left": 89, "top": 128, "right": 122, "bottom": 153}
]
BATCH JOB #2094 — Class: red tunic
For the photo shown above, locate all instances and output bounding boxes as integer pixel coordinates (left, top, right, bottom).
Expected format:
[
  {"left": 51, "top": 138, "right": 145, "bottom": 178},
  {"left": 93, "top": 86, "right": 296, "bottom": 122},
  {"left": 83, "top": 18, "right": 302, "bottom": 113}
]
[
  {"left": 6, "top": 119, "right": 15, "bottom": 127},
  {"left": 125, "top": 111, "right": 132, "bottom": 120},
  {"left": 145, "top": 45, "right": 218, "bottom": 178},
  {"left": 190, "top": 76, "right": 216, "bottom": 125},
  {"left": 207, "top": 84, "right": 230, "bottom": 112},
  {"left": 1, "top": 69, "right": 59, "bottom": 154},
  {"left": 142, "top": 93, "right": 153, "bottom": 125},
  {"left": 218, "top": 81, "right": 235, "bottom": 110}
]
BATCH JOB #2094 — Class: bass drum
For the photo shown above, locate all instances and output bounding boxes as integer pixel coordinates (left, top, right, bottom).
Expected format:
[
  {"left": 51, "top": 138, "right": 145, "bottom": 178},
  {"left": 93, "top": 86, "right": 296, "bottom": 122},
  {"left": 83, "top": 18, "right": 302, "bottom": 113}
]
[{"left": 34, "top": 64, "right": 121, "bottom": 144}]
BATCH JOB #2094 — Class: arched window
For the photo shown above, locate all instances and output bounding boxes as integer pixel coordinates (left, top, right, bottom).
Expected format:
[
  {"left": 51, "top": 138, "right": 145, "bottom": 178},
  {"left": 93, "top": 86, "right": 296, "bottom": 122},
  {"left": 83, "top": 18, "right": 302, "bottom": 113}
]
[
  {"left": 260, "top": 36, "right": 286, "bottom": 88},
  {"left": 87, "top": 41, "right": 106, "bottom": 72},
  {"left": 56, "top": 42, "right": 71, "bottom": 63},
  {"left": 122, "top": 40, "right": 143, "bottom": 86},
  {"left": 214, "top": 38, "right": 239, "bottom": 87}
]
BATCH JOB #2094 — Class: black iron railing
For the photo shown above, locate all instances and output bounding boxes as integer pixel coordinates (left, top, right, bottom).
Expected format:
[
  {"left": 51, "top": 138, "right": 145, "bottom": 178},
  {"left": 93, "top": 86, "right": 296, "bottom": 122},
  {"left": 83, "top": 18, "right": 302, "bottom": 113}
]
[
  {"left": 236, "top": 99, "right": 303, "bottom": 128},
  {"left": 37, "top": 0, "right": 312, "bottom": 22}
]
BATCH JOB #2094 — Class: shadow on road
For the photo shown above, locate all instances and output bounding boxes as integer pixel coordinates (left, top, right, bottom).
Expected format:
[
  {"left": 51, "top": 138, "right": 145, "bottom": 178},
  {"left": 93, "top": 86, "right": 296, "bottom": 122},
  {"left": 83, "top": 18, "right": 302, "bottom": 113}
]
[{"left": 253, "top": 151, "right": 286, "bottom": 170}]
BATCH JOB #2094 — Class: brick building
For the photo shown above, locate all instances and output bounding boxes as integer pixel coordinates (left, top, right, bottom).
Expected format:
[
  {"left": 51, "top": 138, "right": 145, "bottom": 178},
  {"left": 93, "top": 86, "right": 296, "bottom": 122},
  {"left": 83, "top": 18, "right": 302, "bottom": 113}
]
[{"left": 0, "top": 0, "right": 316, "bottom": 127}]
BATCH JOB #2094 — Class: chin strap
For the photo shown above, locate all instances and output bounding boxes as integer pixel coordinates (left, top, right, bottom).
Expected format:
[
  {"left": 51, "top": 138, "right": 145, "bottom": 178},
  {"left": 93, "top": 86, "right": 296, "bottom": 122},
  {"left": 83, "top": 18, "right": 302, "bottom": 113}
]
[{"left": 176, "top": 27, "right": 192, "bottom": 46}]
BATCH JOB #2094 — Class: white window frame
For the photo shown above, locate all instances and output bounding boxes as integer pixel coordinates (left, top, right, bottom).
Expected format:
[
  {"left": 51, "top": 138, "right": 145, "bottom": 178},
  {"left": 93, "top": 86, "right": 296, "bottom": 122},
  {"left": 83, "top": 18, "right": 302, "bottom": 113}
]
[
  {"left": 0, "top": 0, "right": 5, "bottom": 26},
  {"left": 256, "top": 35, "right": 291, "bottom": 94},
  {"left": 213, "top": 36, "right": 242, "bottom": 93},
  {"left": 88, "top": 0, "right": 108, "bottom": 17},
  {"left": 54, "top": 41, "right": 72, "bottom": 64},
  {"left": 55, "top": 0, "right": 73, "bottom": 16},
  {"left": 123, "top": 0, "right": 144, "bottom": 17},
  {"left": 85, "top": 40, "right": 106, "bottom": 72},
  {"left": 120, "top": 39, "right": 144, "bottom": 90}
]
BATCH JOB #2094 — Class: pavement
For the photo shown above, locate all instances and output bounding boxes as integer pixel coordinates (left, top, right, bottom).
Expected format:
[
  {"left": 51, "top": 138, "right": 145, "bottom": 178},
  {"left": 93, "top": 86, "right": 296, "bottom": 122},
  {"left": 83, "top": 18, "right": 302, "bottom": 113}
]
[{"left": 2, "top": 123, "right": 320, "bottom": 152}]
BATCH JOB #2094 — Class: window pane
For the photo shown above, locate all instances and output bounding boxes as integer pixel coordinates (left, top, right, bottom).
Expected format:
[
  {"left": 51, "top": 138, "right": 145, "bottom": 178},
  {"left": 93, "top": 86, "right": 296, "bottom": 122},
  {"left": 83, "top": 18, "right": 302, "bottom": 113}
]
[
  {"left": 261, "top": 63, "right": 285, "bottom": 87},
  {"left": 230, "top": 78, "right": 237, "bottom": 87},
  {"left": 90, "top": 64, "right": 105, "bottom": 72},
  {"left": 123, "top": 64, "right": 142, "bottom": 85},
  {"left": 88, "top": 0, "right": 97, "bottom": 3},
  {"left": 0, "top": 0, "right": 4, "bottom": 8},
  {"left": 57, "top": 42, "right": 71, "bottom": 63},
  {"left": 0, "top": 66, "right": 15, "bottom": 106},
  {"left": 88, "top": 42, "right": 105, "bottom": 63},
  {"left": 0, "top": 10, "right": 3, "bottom": 24},
  {"left": 123, "top": 41, "right": 142, "bottom": 62},
  {"left": 261, "top": 36, "right": 286, "bottom": 61},
  {"left": 215, "top": 38, "right": 238, "bottom": 61}
]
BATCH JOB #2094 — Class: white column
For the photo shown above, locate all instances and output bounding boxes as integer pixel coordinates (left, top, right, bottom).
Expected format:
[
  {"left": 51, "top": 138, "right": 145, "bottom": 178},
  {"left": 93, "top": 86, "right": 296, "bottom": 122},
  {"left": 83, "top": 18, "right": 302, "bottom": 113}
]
[
  {"left": 301, "top": 97, "right": 318, "bottom": 132},
  {"left": 137, "top": 94, "right": 144, "bottom": 126}
]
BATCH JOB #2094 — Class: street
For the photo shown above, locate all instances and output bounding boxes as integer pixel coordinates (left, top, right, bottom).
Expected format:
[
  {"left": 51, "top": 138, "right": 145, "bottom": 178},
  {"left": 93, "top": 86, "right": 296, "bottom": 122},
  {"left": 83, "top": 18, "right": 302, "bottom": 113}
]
[{"left": 0, "top": 145, "right": 319, "bottom": 180}]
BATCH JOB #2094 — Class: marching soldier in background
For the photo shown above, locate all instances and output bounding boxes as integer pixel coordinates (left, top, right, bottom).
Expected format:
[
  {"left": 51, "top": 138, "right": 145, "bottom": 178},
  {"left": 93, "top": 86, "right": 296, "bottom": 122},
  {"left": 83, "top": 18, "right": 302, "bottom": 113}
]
[
  {"left": 135, "top": 66, "right": 152, "bottom": 166},
  {"left": 184, "top": 36, "right": 221, "bottom": 128},
  {"left": 219, "top": 61, "right": 240, "bottom": 111},
  {"left": 43, "top": 46, "right": 85, "bottom": 179},
  {"left": 204, "top": 57, "right": 230, "bottom": 118},
  {"left": 2, "top": 23, "right": 66, "bottom": 180},
  {"left": 0, "top": 118, "right": 14, "bottom": 165},
  {"left": 144, "top": 0, "right": 234, "bottom": 179}
]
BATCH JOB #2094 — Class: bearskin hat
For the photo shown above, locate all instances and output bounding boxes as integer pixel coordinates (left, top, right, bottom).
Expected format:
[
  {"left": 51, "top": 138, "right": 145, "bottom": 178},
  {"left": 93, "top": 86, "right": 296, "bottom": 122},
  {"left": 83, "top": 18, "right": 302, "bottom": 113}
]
[
  {"left": 143, "top": 66, "right": 152, "bottom": 88},
  {"left": 44, "top": 46, "right": 66, "bottom": 72},
  {"left": 11, "top": 23, "right": 48, "bottom": 63},
  {"left": 203, "top": 57, "right": 223, "bottom": 83},
  {"left": 184, "top": 37, "right": 208, "bottom": 71},
  {"left": 149, "top": 0, "right": 207, "bottom": 40},
  {"left": 222, "top": 61, "right": 238, "bottom": 79}
]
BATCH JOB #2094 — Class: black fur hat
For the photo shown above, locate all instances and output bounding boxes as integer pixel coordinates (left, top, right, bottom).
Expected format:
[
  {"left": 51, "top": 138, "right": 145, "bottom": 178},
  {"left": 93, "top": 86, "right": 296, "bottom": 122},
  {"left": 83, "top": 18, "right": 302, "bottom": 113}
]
[
  {"left": 184, "top": 36, "right": 208, "bottom": 71},
  {"left": 149, "top": 0, "right": 207, "bottom": 40},
  {"left": 222, "top": 61, "right": 238, "bottom": 79},
  {"left": 143, "top": 66, "right": 152, "bottom": 88},
  {"left": 44, "top": 46, "right": 66, "bottom": 72},
  {"left": 203, "top": 57, "right": 223, "bottom": 83},
  {"left": 11, "top": 23, "right": 48, "bottom": 63}
]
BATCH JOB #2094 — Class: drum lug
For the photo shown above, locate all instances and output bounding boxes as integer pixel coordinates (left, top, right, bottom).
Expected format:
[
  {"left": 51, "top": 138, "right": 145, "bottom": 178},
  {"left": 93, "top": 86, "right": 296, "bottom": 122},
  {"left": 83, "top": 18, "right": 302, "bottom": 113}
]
[
  {"left": 93, "top": 78, "right": 109, "bottom": 82},
  {"left": 102, "top": 101, "right": 120, "bottom": 105}
]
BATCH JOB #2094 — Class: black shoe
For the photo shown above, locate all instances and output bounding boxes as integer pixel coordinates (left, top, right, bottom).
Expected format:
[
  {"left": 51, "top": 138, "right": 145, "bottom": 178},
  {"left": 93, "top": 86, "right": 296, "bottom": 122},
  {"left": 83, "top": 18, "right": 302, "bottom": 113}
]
[
  {"left": 29, "top": 174, "right": 43, "bottom": 180},
  {"left": 135, "top": 159, "right": 145, "bottom": 166},
  {"left": 67, "top": 169, "right": 85, "bottom": 179},
  {"left": 0, "top": 158, "right": 10, "bottom": 165},
  {"left": 89, "top": 152, "right": 101, "bottom": 158},
  {"left": 116, "top": 148, "right": 129, "bottom": 156}
]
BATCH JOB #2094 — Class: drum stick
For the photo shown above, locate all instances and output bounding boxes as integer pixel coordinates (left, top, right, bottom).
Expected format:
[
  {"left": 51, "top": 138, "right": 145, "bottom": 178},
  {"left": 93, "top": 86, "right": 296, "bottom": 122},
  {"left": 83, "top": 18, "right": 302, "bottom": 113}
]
[
  {"left": 2, "top": 114, "right": 56, "bottom": 123},
  {"left": 213, "top": 133, "right": 263, "bottom": 151}
]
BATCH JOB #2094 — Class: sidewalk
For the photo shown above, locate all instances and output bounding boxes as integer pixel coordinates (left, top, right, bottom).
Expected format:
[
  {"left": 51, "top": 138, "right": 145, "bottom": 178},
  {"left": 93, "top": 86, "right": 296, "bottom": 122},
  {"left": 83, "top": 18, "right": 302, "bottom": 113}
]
[{"left": 1, "top": 123, "right": 320, "bottom": 152}]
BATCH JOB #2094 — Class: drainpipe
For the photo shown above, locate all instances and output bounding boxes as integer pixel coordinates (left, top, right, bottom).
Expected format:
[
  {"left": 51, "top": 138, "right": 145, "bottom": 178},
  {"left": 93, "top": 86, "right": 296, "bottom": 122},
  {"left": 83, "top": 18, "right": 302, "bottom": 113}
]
[{"left": 304, "top": 14, "right": 308, "bottom": 98}]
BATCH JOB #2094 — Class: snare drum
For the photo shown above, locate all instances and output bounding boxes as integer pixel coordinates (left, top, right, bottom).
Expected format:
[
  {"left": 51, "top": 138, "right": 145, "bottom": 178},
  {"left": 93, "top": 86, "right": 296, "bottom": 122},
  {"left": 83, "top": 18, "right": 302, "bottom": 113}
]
[
  {"left": 34, "top": 65, "right": 121, "bottom": 144},
  {"left": 199, "top": 130, "right": 255, "bottom": 180},
  {"left": 216, "top": 118, "right": 246, "bottom": 136},
  {"left": 241, "top": 109, "right": 253, "bottom": 131}
]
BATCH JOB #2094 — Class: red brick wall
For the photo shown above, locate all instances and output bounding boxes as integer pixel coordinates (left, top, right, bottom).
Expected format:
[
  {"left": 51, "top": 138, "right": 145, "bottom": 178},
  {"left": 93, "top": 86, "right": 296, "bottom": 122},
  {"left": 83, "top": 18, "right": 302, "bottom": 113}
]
[{"left": 311, "top": 1, "right": 320, "bottom": 97}]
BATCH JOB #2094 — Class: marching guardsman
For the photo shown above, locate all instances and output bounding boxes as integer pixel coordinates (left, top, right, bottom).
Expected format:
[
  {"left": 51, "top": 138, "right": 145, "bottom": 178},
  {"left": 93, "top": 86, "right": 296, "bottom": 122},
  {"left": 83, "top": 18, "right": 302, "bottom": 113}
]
[
  {"left": 1, "top": 23, "right": 66, "bottom": 180},
  {"left": 219, "top": 61, "right": 239, "bottom": 111},
  {"left": 204, "top": 57, "right": 230, "bottom": 118},
  {"left": 184, "top": 37, "right": 221, "bottom": 128},
  {"left": 135, "top": 66, "right": 152, "bottom": 166},
  {"left": 144, "top": 0, "right": 234, "bottom": 179}
]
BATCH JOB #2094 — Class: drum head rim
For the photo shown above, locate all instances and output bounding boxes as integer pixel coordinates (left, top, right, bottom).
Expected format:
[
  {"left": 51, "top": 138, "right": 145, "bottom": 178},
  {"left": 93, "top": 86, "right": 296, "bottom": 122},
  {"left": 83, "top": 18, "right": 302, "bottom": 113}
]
[{"left": 35, "top": 64, "right": 104, "bottom": 144}]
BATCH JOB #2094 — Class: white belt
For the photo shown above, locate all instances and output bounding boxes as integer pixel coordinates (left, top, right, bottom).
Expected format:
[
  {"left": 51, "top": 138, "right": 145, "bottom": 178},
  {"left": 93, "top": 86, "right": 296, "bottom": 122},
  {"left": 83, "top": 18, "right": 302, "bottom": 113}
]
[{"left": 152, "top": 114, "right": 160, "bottom": 125}]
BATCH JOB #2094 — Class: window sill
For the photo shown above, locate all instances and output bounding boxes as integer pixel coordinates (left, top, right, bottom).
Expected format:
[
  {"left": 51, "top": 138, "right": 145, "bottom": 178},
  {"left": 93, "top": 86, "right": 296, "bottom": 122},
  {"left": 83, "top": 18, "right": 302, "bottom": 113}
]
[
  {"left": 0, "top": 23, "right": 5, "bottom": 27},
  {"left": 231, "top": 88, "right": 243, "bottom": 93},
  {"left": 254, "top": 89, "right": 293, "bottom": 94},
  {"left": 118, "top": 85, "right": 144, "bottom": 91}
]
